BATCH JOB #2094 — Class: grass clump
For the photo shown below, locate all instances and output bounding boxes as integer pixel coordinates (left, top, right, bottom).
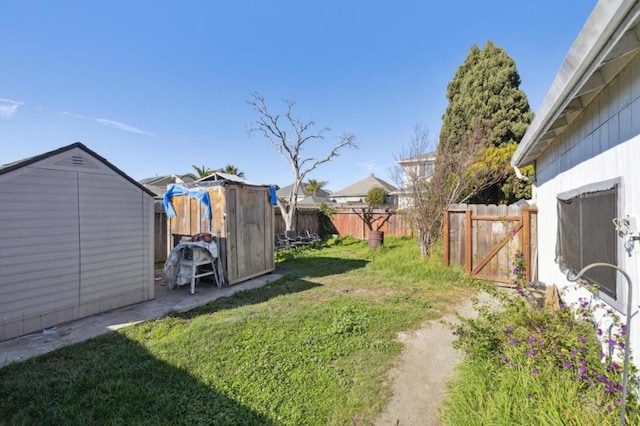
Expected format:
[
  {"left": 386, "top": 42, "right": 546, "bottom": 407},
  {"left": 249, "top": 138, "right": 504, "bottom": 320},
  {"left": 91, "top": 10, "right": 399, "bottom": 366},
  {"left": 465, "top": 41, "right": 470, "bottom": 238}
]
[
  {"left": 442, "top": 284, "right": 640, "bottom": 425},
  {"left": 0, "top": 236, "right": 474, "bottom": 425}
]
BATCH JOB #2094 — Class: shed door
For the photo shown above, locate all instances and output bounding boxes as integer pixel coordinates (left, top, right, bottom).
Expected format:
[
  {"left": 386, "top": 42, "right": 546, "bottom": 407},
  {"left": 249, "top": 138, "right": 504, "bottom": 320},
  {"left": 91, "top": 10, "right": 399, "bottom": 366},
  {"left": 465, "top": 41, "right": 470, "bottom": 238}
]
[{"left": 78, "top": 172, "right": 146, "bottom": 305}]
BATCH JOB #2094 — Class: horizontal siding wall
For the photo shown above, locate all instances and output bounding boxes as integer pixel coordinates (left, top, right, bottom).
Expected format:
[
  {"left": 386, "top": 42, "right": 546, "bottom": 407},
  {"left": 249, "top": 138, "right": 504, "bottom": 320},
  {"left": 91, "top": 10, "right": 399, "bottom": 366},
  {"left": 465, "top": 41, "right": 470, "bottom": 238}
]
[
  {"left": 537, "top": 53, "right": 640, "bottom": 185},
  {"left": 78, "top": 172, "right": 148, "bottom": 308},
  {"left": 0, "top": 147, "right": 155, "bottom": 341},
  {"left": 0, "top": 167, "right": 80, "bottom": 340},
  {"left": 534, "top": 52, "right": 640, "bottom": 371}
]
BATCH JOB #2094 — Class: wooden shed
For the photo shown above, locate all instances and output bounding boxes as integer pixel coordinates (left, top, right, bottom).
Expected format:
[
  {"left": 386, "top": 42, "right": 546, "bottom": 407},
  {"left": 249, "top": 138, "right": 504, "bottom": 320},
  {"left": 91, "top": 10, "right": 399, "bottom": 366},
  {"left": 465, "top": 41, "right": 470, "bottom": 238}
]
[
  {"left": 166, "top": 181, "right": 274, "bottom": 285},
  {"left": 0, "top": 143, "right": 155, "bottom": 341}
]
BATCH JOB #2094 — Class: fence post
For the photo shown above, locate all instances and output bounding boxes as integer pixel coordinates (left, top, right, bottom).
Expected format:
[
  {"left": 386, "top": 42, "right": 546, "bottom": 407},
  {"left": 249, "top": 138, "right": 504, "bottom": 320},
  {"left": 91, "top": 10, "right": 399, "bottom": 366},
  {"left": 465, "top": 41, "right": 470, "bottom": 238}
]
[
  {"left": 522, "top": 207, "right": 532, "bottom": 283},
  {"left": 465, "top": 209, "right": 472, "bottom": 274},
  {"left": 443, "top": 208, "right": 450, "bottom": 267}
]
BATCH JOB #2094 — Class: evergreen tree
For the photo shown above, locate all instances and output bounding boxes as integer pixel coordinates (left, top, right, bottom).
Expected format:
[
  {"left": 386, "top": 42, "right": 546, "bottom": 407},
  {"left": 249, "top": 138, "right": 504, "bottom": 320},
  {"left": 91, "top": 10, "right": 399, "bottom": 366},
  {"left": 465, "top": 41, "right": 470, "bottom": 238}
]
[{"left": 439, "top": 41, "right": 534, "bottom": 204}]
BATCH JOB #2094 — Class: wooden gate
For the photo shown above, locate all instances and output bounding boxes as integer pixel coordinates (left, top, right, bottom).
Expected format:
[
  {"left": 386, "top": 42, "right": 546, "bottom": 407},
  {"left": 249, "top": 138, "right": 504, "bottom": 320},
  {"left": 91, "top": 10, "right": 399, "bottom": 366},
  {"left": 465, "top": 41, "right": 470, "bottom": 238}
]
[{"left": 443, "top": 203, "right": 537, "bottom": 284}]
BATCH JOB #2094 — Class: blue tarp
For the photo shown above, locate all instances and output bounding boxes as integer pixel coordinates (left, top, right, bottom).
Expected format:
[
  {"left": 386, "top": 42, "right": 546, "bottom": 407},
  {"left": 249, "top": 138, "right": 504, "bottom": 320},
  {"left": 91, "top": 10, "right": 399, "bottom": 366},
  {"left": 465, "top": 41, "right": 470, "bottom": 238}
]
[
  {"left": 269, "top": 186, "right": 277, "bottom": 205},
  {"left": 163, "top": 184, "right": 211, "bottom": 218}
]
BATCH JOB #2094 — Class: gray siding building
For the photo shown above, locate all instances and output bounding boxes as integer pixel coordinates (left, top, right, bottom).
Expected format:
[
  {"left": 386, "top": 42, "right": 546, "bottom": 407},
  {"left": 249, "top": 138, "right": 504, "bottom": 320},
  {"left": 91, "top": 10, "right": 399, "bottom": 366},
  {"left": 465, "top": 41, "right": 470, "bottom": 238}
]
[{"left": 0, "top": 143, "right": 155, "bottom": 341}]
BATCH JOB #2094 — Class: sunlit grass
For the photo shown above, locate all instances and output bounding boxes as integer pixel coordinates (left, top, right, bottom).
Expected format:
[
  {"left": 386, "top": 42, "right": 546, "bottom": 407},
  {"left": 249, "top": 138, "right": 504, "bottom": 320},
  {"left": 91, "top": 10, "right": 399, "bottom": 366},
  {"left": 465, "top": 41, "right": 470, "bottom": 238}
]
[{"left": 0, "top": 236, "right": 475, "bottom": 425}]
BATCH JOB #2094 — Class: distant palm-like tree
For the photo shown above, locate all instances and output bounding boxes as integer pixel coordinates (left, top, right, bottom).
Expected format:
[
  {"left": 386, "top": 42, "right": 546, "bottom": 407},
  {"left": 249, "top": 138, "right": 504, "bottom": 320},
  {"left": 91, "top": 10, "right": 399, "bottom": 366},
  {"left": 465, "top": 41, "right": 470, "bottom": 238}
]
[
  {"left": 182, "top": 165, "right": 213, "bottom": 180},
  {"left": 216, "top": 164, "right": 245, "bottom": 178},
  {"left": 304, "top": 179, "right": 328, "bottom": 195}
]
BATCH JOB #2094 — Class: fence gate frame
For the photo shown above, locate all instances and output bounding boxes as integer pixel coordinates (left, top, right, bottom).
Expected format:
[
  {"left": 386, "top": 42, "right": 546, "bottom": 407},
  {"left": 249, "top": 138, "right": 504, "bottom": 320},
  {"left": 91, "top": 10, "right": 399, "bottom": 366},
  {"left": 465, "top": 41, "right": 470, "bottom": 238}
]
[{"left": 443, "top": 204, "right": 537, "bottom": 284}]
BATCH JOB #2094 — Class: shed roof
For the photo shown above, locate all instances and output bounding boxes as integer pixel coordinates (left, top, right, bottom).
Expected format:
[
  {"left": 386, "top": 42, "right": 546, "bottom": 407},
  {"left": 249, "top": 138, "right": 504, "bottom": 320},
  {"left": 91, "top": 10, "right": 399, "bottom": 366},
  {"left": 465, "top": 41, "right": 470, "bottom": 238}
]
[
  {"left": 512, "top": 0, "right": 640, "bottom": 167},
  {"left": 331, "top": 174, "right": 397, "bottom": 197},
  {"left": 0, "top": 142, "right": 156, "bottom": 196},
  {"left": 196, "top": 172, "right": 263, "bottom": 186}
]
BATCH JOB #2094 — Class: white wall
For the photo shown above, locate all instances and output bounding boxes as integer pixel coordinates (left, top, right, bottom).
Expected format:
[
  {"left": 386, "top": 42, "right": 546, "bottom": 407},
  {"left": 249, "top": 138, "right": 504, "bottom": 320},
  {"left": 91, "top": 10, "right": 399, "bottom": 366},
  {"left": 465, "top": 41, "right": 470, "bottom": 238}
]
[{"left": 535, "top": 52, "right": 640, "bottom": 360}]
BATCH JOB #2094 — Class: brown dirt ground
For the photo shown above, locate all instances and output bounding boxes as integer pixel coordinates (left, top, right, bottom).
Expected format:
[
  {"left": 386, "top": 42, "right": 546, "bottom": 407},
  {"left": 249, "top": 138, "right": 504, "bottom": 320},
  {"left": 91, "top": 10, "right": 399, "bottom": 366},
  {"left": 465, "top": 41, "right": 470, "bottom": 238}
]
[{"left": 374, "top": 297, "right": 481, "bottom": 426}]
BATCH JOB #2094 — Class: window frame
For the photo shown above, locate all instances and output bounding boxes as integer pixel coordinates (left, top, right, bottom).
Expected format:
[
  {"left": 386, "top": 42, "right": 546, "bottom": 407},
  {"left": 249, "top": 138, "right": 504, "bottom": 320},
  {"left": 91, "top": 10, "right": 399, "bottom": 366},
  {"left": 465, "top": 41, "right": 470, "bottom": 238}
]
[{"left": 556, "top": 177, "right": 624, "bottom": 312}]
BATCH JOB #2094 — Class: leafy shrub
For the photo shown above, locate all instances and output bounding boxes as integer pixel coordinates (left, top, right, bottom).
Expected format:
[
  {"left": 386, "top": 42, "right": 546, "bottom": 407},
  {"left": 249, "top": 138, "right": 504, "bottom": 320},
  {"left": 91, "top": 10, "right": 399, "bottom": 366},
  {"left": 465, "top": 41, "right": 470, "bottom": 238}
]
[{"left": 444, "top": 281, "right": 640, "bottom": 425}]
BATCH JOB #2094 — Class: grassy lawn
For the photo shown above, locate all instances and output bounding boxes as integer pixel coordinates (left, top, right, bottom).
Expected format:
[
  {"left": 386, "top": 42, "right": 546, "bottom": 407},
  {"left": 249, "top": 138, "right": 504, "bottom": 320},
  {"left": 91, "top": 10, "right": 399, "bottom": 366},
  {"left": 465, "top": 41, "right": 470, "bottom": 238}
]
[{"left": 0, "top": 236, "right": 474, "bottom": 425}]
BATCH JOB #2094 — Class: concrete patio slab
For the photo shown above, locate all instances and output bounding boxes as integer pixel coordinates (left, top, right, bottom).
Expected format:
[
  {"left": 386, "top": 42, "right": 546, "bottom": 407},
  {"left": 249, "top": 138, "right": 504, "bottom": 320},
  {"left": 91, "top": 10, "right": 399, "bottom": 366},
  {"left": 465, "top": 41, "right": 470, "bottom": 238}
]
[{"left": 0, "top": 271, "right": 282, "bottom": 368}]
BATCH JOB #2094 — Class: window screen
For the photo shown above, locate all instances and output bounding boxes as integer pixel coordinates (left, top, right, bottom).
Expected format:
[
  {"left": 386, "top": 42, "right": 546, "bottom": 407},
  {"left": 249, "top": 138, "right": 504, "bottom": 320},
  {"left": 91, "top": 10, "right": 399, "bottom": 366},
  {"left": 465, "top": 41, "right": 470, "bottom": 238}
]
[{"left": 556, "top": 185, "right": 618, "bottom": 299}]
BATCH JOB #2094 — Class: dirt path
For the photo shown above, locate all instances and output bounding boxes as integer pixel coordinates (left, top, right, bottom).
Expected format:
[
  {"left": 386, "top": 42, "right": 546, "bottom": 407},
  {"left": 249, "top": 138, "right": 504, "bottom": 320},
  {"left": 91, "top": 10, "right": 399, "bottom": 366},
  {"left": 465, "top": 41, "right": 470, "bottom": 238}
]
[{"left": 374, "top": 298, "right": 480, "bottom": 426}]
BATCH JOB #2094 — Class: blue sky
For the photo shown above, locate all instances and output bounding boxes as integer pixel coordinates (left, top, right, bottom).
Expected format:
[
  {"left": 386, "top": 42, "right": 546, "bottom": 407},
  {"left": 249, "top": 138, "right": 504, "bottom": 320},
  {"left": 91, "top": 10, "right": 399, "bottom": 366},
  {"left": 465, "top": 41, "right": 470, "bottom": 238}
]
[{"left": 1, "top": 1, "right": 597, "bottom": 192}]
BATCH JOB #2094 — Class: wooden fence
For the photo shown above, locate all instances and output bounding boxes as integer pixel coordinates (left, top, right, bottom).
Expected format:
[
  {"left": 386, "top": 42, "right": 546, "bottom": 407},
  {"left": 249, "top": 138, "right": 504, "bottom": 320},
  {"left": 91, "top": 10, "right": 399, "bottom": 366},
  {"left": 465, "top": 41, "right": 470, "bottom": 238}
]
[
  {"left": 154, "top": 208, "right": 168, "bottom": 262},
  {"left": 444, "top": 203, "right": 537, "bottom": 284},
  {"left": 331, "top": 208, "right": 412, "bottom": 239},
  {"left": 274, "top": 206, "right": 412, "bottom": 239},
  {"left": 274, "top": 207, "right": 320, "bottom": 235}
]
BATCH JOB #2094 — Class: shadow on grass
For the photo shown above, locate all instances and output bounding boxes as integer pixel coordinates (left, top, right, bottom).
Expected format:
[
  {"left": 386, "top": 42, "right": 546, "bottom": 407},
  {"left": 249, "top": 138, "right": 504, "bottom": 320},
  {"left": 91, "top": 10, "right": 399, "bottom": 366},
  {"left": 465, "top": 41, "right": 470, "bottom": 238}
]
[
  {"left": 277, "top": 257, "right": 370, "bottom": 279},
  {"left": 0, "top": 333, "right": 273, "bottom": 425},
  {"left": 182, "top": 278, "right": 323, "bottom": 318}
]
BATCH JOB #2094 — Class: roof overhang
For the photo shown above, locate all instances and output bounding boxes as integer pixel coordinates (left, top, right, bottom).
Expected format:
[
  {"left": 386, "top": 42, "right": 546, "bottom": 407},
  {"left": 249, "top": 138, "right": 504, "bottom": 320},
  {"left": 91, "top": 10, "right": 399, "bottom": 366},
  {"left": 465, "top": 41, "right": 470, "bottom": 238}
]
[{"left": 512, "top": 0, "right": 640, "bottom": 167}]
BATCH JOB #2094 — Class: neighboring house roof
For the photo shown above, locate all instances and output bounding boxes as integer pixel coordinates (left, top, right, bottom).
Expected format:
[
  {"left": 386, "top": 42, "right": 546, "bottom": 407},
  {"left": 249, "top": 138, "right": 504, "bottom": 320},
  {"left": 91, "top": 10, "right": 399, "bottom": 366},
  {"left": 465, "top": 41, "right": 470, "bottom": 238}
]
[
  {"left": 512, "top": 0, "right": 640, "bottom": 167},
  {"left": 331, "top": 174, "right": 398, "bottom": 198},
  {"left": 276, "top": 182, "right": 332, "bottom": 199},
  {"left": 295, "top": 194, "right": 330, "bottom": 206},
  {"left": 397, "top": 152, "right": 437, "bottom": 165},
  {"left": 1, "top": 142, "right": 156, "bottom": 196}
]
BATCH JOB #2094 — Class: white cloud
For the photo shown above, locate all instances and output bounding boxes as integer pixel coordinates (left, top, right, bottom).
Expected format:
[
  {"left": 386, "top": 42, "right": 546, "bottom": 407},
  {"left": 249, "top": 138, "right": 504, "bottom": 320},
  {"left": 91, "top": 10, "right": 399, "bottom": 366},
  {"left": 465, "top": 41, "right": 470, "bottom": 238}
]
[
  {"left": 0, "top": 98, "right": 24, "bottom": 119},
  {"left": 62, "top": 110, "right": 154, "bottom": 136},
  {"left": 95, "top": 118, "right": 154, "bottom": 136},
  {"left": 358, "top": 160, "right": 382, "bottom": 173}
]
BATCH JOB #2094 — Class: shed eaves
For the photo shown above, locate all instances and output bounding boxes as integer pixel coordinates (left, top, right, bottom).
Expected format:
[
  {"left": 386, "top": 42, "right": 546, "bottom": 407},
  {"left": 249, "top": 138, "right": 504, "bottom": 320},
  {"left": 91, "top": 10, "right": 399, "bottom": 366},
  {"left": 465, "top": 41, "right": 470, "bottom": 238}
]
[
  {"left": 512, "top": 0, "right": 640, "bottom": 167},
  {"left": 0, "top": 142, "right": 156, "bottom": 197}
]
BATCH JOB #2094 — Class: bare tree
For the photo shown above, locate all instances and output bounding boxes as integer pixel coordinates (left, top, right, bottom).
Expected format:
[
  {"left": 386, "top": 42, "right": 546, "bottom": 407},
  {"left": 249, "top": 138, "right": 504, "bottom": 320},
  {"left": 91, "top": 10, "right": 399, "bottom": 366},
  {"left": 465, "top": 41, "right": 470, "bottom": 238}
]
[
  {"left": 248, "top": 93, "right": 357, "bottom": 230},
  {"left": 395, "top": 123, "right": 507, "bottom": 256}
]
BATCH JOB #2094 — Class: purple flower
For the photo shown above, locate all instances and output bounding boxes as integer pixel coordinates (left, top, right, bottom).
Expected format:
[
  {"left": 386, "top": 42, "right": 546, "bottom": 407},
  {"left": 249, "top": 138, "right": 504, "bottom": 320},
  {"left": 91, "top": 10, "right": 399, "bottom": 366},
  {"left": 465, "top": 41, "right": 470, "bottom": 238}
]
[
  {"left": 500, "top": 354, "right": 509, "bottom": 364},
  {"left": 537, "top": 339, "right": 544, "bottom": 346},
  {"left": 577, "top": 335, "right": 587, "bottom": 344},
  {"left": 526, "top": 349, "right": 538, "bottom": 356},
  {"left": 563, "top": 361, "right": 572, "bottom": 369},
  {"left": 531, "top": 369, "right": 539, "bottom": 375},
  {"left": 608, "top": 338, "right": 617, "bottom": 347},
  {"left": 597, "top": 328, "right": 603, "bottom": 336},
  {"left": 513, "top": 267, "right": 520, "bottom": 275},
  {"left": 528, "top": 336, "right": 536, "bottom": 345},
  {"left": 517, "top": 287, "right": 526, "bottom": 296},
  {"left": 509, "top": 337, "right": 518, "bottom": 346},
  {"left": 606, "top": 404, "right": 612, "bottom": 412},
  {"left": 578, "top": 365, "right": 586, "bottom": 374},
  {"left": 505, "top": 326, "right": 513, "bottom": 334}
]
